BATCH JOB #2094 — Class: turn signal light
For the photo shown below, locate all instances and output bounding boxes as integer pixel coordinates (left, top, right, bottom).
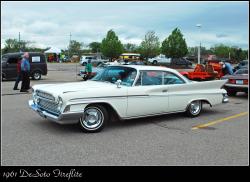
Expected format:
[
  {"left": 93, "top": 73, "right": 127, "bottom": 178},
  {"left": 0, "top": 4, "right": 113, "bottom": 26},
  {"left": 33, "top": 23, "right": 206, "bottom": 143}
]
[{"left": 243, "top": 79, "right": 248, "bottom": 85}]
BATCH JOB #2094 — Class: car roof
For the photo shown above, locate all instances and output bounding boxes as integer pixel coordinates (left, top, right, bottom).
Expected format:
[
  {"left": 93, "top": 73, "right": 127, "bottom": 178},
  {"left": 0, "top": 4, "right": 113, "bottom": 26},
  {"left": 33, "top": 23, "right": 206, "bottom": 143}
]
[
  {"left": 109, "top": 65, "right": 179, "bottom": 73},
  {"left": 2, "top": 52, "right": 44, "bottom": 57}
]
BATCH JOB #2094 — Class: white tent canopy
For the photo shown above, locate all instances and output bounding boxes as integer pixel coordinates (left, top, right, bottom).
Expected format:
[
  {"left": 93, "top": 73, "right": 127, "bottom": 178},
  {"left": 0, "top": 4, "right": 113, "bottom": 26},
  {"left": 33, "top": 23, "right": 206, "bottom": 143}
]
[{"left": 44, "top": 47, "right": 61, "bottom": 54}]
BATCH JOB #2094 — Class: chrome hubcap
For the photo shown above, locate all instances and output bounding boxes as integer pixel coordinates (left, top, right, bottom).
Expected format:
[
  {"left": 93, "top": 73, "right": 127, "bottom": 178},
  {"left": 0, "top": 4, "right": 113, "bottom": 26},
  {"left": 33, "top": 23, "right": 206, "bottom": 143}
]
[
  {"left": 190, "top": 101, "right": 201, "bottom": 115},
  {"left": 34, "top": 73, "right": 40, "bottom": 79},
  {"left": 81, "top": 108, "right": 103, "bottom": 129}
]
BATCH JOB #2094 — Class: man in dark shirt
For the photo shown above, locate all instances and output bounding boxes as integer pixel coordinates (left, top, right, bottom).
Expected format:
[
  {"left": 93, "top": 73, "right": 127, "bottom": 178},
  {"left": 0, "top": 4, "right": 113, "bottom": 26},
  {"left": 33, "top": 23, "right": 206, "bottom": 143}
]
[{"left": 20, "top": 52, "right": 31, "bottom": 92}]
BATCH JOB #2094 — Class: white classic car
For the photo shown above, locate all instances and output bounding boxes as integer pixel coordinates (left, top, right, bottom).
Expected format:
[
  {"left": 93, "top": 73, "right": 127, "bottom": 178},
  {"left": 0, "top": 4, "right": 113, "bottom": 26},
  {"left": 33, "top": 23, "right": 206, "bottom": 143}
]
[{"left": 29, "top": 65, "right": 229, "bottom": 132}]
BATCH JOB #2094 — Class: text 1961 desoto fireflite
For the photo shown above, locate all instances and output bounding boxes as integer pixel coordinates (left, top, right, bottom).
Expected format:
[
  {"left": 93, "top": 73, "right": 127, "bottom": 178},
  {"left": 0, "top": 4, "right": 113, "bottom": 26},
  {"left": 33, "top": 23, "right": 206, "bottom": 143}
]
[{"left": 29, "top": 65, "right": 229, "bottom": 132}]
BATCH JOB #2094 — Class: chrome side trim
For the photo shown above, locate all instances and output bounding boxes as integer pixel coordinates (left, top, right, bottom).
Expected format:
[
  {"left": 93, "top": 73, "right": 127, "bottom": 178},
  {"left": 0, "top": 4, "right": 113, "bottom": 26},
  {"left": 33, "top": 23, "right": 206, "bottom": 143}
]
[
  {"left": 69, "top": 92, "right": 223, "bottom": 102},
  {"left": 122, "top": 110, "right": 186, "bottom": 120}
]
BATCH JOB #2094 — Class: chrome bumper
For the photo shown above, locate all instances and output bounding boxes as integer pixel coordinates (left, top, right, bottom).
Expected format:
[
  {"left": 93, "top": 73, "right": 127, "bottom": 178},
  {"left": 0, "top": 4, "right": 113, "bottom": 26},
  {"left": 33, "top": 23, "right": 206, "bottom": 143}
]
[
  {"left": 222, "top": 94, "right": 229, "bottom": 103},
  {"left": 28, "top": 100, "right": 82, "bottom": 124}
]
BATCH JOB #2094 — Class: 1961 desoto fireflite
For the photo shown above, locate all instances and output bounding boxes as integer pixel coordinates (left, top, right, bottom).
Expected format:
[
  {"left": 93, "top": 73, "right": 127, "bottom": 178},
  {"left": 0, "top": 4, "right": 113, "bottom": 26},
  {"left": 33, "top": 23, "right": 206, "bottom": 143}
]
[{"left": 29, "top": 65, "right": 229, "bottom": 132}]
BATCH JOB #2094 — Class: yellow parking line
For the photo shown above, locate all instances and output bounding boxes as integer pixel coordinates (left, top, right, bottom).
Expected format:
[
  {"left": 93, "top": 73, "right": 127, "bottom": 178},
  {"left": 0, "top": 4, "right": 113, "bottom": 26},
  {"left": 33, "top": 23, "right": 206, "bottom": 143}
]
[{"left": 192, "top": 112, "right": 248, "bottom": 130}]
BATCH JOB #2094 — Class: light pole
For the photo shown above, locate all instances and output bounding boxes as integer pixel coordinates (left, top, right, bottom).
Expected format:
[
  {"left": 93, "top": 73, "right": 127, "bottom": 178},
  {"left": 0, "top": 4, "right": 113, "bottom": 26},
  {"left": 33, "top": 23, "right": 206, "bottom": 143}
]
[{"left": 196, "top": 24, "right": 202, "bottom": 64}]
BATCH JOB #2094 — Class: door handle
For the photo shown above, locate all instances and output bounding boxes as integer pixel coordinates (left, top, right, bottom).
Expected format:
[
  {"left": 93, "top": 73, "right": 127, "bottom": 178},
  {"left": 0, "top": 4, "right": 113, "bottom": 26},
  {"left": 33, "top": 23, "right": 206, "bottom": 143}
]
[{"left": 162, "top": 89, "right": 168, "bottom": 92}]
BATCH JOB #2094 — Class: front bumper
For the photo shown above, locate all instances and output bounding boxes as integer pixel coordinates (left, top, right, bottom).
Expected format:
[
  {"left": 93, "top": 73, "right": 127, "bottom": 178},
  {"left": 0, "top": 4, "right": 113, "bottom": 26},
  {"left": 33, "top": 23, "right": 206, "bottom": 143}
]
[{"left": 28, "top": 100, "right": 82, "bottom": 124}]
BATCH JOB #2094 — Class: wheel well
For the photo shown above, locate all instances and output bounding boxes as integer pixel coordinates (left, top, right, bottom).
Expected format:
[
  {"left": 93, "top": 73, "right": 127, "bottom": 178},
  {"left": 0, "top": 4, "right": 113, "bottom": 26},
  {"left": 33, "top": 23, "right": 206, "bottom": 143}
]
[
  {"left": 86, "top": 102, "right": 121, "bottom": 121},
  {"left": 32, "top": 69, "right": 42, "bottom": 74},
  {"left": 186, "top": 99, "right": 212, "bottom": 111},
  {"left": 201, "top": 100, "right": 212, "bottom": 107}
]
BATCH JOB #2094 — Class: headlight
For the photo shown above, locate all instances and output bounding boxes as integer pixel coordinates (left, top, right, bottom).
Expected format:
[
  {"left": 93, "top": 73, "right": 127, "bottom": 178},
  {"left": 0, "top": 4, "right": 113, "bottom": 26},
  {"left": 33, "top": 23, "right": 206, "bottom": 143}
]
[
  {"left": 57, "top": 96, "right": 63, "bottom": 111},
  {"left": 32, "top": 90, "right": 39, "bottom": 104}
]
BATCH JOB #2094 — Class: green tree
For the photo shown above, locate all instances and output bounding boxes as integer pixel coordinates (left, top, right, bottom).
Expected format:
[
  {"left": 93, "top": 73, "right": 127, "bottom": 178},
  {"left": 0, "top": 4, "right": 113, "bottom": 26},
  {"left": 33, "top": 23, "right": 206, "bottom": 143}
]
[
  {"left": 138, "top": 31, "right": 160, "bottom": 60},
  {"left": 2, "top": 38, "right": 31, "bottom": 53},
  {"left": 123, "top": 43, "right": 138, "bottom": 53},
  {"left": 100, "top": 30, "right": 123, "bottom": 60},
  {"left": 69, "top": 40, "right": 83, "bottom": 56},
  {"left": 161, "top": 28, "right": 188, "bottom": 58},
  {"left": 89, "top": 42, "right": 101, "bottom": 53},
  {"left": 210, "top": 44, "right": 230, "bottom": 58}
]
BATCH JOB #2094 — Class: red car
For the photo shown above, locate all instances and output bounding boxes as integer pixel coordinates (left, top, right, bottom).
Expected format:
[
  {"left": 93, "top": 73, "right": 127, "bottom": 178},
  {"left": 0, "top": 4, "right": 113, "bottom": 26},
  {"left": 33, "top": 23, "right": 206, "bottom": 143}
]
[{"left": 221, "top": 68, "right": 248, "bottom": 96}]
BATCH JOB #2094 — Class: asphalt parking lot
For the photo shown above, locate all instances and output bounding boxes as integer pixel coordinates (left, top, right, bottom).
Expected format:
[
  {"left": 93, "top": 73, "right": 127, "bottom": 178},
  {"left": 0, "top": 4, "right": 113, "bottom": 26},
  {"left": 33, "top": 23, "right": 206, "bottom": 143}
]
[{"left": 1, "top": 63, "right": 249, "bottom": 166}]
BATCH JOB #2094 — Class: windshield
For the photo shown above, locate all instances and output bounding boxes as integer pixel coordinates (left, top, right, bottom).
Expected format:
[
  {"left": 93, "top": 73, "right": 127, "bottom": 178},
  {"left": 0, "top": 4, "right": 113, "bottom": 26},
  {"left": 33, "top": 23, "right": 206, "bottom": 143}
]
[
  {"left": 91, "top": 66, "right": 137, "bottom": 86},
  {"left": 234, "top": 69, "right": 248, "bottom": 75}
]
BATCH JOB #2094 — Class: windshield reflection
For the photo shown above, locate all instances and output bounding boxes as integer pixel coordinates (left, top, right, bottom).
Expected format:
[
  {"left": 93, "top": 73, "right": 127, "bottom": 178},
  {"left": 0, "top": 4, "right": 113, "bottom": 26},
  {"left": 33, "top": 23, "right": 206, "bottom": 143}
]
[{"left": 91, "top": 66, "right": 137, "bottom": 86}]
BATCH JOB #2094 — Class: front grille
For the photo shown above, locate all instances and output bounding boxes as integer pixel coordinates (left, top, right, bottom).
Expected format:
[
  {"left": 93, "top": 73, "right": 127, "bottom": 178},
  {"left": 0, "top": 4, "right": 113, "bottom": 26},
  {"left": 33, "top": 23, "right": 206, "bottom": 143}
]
[
  {"left": 38, "top": 99, "right": 60, "bottom": 115},
  {"left": 36, "top": 90, "right": 55, "bottom": 101}
]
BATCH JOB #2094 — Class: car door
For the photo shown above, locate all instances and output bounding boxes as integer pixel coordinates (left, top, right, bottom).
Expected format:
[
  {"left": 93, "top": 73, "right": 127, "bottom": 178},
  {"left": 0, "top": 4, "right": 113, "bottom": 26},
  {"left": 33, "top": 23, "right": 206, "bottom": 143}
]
[
  {"left": 5, "top": 57, "right": 18, "bottom": 79},
  {"left": 162, "top": 71, "right": 187, "bottom": 112},
  {"left": 126, "top": 70, "right": 169, "bottom": 118}
]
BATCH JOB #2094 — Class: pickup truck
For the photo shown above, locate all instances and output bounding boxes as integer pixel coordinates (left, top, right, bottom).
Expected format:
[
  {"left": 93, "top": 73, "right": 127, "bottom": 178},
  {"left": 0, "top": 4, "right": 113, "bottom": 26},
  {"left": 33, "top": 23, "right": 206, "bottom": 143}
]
[{"left": 148, "top": 54, "right": 171, "bottom": 65}]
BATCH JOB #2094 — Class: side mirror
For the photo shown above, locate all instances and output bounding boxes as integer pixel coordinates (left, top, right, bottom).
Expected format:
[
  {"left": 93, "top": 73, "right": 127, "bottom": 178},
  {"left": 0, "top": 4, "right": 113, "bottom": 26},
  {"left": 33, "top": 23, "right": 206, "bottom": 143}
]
[{"left": 116, "top": 79, "right": 122, "bottom": 88}]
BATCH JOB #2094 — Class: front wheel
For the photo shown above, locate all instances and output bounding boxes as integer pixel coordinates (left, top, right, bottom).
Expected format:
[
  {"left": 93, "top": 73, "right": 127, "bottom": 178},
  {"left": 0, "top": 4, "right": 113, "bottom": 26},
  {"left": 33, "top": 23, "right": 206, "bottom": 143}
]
[
  {"left": 153, "top": 60, "right": 157, "bottom": 65},
  {"left": 79, "top": 105, "right": 109, "bottom": 133},
  {"left": 186, "top": 100, "right": 202, "bottom": 117}
]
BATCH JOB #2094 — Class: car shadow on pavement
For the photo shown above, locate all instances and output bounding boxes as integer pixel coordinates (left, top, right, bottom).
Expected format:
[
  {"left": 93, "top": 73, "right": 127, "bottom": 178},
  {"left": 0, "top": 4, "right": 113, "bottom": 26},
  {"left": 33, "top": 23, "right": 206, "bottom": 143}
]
[
  {"left": 33, "top": 119, "right": 82, "bottom": 134},
  {"left": 30, "top": 105, "right": 246, "bottom": 134}
]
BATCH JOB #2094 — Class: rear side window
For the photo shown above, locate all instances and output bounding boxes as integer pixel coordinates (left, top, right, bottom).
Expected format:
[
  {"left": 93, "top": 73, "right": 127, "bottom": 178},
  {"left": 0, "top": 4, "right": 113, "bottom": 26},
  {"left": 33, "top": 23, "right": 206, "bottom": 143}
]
[
  {"left": 31, "top": 56, "right": 41, "bottom": 63},
  {"left": 164, "top": 72, "right": 185, "bottom": 85}
]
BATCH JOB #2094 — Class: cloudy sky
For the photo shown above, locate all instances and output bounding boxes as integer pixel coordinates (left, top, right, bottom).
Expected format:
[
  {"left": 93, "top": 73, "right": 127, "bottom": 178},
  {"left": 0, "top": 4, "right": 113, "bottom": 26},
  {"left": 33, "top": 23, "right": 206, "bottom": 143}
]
[{"left": 1, "top": 1, "right": 249, "bottom": 50}]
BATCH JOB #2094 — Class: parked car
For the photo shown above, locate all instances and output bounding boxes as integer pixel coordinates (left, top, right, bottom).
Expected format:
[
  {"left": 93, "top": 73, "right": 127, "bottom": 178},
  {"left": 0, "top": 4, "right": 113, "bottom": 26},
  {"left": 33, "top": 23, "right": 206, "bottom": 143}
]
[
  {"left": 29, "top": 65, "right": 228, "bottom": 133},
  {"left": 1, "top": 52, "right": 47, "bottom": 80},
  {"left": 221, "top": 68, "right": 248, "bottom": 96},
  {"left": 80, "top": 55, "right": 108, "bottom": 66},
  {"left": 148, "top": 55, "right": 192, "bottom": 68},
  {"left": 148, "top": 54, "right": 171, "bottom": 65},
  {"left": 234, "top": 60, "right": 248, "bottom": 72},
  {"left": 171, "top": 58, "right": 192, "bottom": 67}
]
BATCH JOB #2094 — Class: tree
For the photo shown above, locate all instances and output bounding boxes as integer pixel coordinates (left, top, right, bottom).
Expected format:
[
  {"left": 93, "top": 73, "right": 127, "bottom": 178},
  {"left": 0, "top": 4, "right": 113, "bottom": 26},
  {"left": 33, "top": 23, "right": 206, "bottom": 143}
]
[
  {"left": 2, "top": 38, "right": 31, "bottom": 53},
  {"left": 138, "top": 31, "right": 160, "bottom": 60},
  {"left": 89, "top": 42, "right": 101, "bottom": 53},
  {"left": 68, "top": 40, "right": 83, "bottom": 56},
  {"left": 123, "top": 43, "right": 138, "bottom": 53},
  {"left": 161, "top": 28, "right": 188, "bottom": 58},
  {"left": 100, "top": 30, "right": 123, "bottom": 60}
]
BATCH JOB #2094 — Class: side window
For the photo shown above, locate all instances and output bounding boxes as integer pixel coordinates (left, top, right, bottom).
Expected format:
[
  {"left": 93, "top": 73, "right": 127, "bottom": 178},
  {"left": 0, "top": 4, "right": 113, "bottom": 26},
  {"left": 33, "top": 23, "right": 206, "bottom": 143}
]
[
  {"left": 31, "top": 56, "right": 41, "bottom": 63},
  {"left": 163, "top": 72, "right": 185, "bottom": 85},
  {"left": 7, "top": 58, "right": 18, "bottom": 64},
  {"left": 135, "top": 71, "right": 163, "bottom": 86}
]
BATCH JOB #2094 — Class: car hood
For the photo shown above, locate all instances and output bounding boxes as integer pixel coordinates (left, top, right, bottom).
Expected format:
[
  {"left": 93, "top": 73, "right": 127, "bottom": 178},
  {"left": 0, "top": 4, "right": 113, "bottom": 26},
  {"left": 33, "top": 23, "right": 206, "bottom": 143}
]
[{"left": 33, "top": 81, "right": 115, "bottom": 97}]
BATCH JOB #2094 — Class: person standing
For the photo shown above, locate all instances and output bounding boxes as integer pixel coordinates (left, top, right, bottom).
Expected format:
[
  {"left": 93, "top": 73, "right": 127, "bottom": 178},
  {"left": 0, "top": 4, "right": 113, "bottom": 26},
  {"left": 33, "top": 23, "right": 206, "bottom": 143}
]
[
  {"left": 13, "top": 56, "right": 22, "bottom": 90},
  {"left": 84, "top": 59, "right": 92, "bottom": 80},
  {"left": 20, "top": 52, "right": 31, "bottom": 92}
]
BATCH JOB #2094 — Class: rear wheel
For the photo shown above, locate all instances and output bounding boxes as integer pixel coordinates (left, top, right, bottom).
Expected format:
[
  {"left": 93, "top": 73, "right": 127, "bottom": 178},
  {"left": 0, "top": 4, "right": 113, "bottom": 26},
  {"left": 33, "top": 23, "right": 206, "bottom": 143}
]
[
  {"left": 32, "top": 71, "right": 41, "bottom": 80},
  {"left": 186, "top": 100, "right": 202, "bottom": 117},
  {"left": 153, "top": 60, "right": 157, "bottom": 65},
  {"left": 79, "top": 105, "right": 108, "bottom": 133}
]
